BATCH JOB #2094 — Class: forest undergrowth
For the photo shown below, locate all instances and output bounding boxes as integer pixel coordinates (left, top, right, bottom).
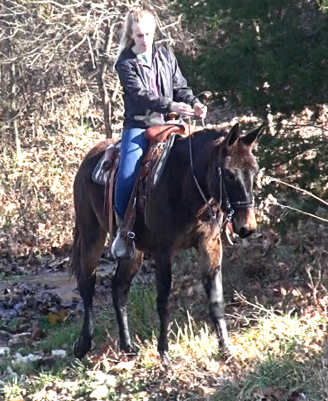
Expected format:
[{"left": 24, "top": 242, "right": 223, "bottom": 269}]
[{"left": 1, "top": 106, "right": 328, "bottom": 400}]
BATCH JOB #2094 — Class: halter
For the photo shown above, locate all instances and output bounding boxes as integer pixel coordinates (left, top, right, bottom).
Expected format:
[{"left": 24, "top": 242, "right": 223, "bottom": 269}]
[
  {"left": 188, "top": 135, "right": 254, "bottom": 224},
  {"left": 219, "top": 168, "right": 255, "bottom": 212}
]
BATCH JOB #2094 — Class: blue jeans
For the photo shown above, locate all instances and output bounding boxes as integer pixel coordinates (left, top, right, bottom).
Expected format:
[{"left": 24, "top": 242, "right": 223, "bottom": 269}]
[{"left": 114, "top": 128, "right": 149, "bottom": 220}]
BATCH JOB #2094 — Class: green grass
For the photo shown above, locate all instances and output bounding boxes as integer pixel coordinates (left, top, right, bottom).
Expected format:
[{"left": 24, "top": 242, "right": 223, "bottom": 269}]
[
  {"left": 128, "top": 277, "right": 158, "bottom": 342},
  {"left": 38, "top": 320, "right": 82, "bottom": 354},
  {"left": 38, "top": 311, "right": 116, "bottom": 354},
  {"left": 211, "top": 350, "right": 328, "bottom": 401}
]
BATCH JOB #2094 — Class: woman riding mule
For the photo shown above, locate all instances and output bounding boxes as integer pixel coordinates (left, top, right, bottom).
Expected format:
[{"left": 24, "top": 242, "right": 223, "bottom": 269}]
[
  {"left": 112, "top": 8, "right": 207, "bottom": 259},
  {"left": 71, "top": 120, "right": 263, "bottom": 360}
]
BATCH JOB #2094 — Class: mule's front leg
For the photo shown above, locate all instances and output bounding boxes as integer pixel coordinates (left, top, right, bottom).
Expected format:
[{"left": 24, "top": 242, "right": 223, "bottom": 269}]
[
  {"left": 203, "top": 266, "right": 229, "bottom": 349},
  {"left": 154, "top": 251, "right": 172, "bottom": 360},
  {"left": 112, "top": 251, "right": 142, "bottom": 354},
  {"left": 199, "top": 230, "right": 229, "bottom": 350}
]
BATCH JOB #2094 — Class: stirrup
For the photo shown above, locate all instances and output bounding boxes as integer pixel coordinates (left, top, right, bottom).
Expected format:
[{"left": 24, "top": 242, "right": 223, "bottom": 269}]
[{"left": 111, "top": 229, "right": 136, "bottom": 260}]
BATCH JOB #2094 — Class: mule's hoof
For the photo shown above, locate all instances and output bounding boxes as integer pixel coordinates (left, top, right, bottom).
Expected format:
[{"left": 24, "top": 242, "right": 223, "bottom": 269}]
[
  {"left": 160, "top": 351, "right": 171, "bottom": 368},
  {"left": 73, "top": 337, "right": 91, "bottom": 360},
  {"left": 122, "top": 346, "right": 137, "bottom": 359},
  {"left": 219, "top": 345, "right": 233, "bottom": 362},
  {"left": 120, "top": 344, "right": 137, "bottom": 358}
]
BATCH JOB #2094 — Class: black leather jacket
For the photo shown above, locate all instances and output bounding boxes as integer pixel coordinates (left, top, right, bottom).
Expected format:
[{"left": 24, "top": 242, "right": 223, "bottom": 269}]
[{"left": 115, "top": 44, "right": 199, "bottom": 129}]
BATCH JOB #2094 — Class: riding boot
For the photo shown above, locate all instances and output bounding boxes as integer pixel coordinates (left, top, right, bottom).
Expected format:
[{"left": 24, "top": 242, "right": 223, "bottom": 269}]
[{"left": 111, "top": 212, "right": 135, "bottom": 260}]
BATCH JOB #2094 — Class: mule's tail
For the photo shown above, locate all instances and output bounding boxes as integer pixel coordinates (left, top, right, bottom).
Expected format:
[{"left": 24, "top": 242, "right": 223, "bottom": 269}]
[{"left": 69, "top": 224, "right": 81, "bottom": 278}]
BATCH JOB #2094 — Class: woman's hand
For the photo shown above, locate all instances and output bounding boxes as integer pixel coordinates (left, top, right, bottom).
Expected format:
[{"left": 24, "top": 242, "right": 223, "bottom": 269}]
[
  {"left": 170, "top": 102, "right": 195, "bottom": 117},
  {"left": 193, "top": 102, "right": 207, "bottom": 119}
]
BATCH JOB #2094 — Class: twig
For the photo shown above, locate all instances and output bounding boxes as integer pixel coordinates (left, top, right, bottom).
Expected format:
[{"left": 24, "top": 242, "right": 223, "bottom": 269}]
[
  {"left": 275, "top": 202, "right": 328, "bottom": 223},
  {"left": 266, "top": 176, "right": 328, "bottom": 208}
]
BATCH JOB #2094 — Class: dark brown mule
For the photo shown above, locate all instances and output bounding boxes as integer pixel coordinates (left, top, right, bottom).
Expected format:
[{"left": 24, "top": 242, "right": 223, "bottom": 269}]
[{"left": 70, "top": 123, "right": 263, "bottom": 360}]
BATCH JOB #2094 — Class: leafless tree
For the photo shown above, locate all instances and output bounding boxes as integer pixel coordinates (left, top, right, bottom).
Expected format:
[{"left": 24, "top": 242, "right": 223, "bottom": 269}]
[{"left": 0, "top": 0, "right": 192, "bottom": 150}]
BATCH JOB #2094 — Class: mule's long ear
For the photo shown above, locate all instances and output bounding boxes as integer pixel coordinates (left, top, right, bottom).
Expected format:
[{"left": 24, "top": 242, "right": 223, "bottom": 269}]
[
  {"left": 242, "top": 125, "right": 264, "bottom": 147},
  {"left": 225, "top": 123, "right": 240, "bottom": 147}
]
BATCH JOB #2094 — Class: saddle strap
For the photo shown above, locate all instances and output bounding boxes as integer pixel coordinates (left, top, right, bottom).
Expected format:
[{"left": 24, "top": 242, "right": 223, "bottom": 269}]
[
  {"left": 108, "top": 155, "right": 138, "bottom": 247},
  {"left": 108, "top": 155, "right": 120, "bottom": 248},
  {"left": 121, "top": 177, "right": 139, "bottom": 236}
]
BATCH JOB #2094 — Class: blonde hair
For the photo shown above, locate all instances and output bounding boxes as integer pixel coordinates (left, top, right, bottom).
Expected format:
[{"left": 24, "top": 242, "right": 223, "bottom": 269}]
[{"left": 114, "top": 9, "right": 156, "bottom": 67}]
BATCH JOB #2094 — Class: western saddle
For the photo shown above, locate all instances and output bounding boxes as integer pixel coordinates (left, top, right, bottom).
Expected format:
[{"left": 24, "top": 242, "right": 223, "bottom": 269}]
[{"left": 103, "top": 123, "right": 196, "bottom": 248}]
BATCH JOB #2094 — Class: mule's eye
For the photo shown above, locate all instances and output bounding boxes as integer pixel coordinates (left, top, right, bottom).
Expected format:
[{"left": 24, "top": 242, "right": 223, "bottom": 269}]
[{"left": 224, "top": 171, "right": 236, "bottom": 182}]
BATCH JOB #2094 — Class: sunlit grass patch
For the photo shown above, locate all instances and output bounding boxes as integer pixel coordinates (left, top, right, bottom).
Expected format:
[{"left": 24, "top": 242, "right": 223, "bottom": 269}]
[
  {"left": 170, "top": 312, "right": 218, "bottom": 360},
  {"left": 26, "top": 363, "right": 98, "bottom": 400},
  {"left": 234, "top": 312, "right": 312, "bottom": 359},
  {"left": 229, "top": 298, "right": 327, "bottom": 363},
  {"left": 209, "top": 300, "right": 328, "bottom": 400},
  {"left": 167, "top": 303, "right": 326, "bottom": 368},
  {"left": 3, "top": 375, "right": 28, "bottom": 400},
  {"left": 212, "top": 344, "right": 328, "bottom": 401}
]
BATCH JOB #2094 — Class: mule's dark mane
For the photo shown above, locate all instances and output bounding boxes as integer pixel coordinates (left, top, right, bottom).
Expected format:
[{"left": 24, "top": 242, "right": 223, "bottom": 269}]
[
  {"left": 174, "top": 127, "right": 225, "bottom": 156},
  {"left": 166, "top": 128, "right": 227, "bottom": 191},
  {"left": 183, "top": 127, "right": 225, "bottom": 142},
  {"left": 172, "top": 127, "right": 227, "bottom": 190}
]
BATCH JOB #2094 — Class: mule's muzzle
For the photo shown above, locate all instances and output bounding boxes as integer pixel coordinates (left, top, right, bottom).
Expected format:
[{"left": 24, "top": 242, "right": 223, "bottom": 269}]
[
  {"left": 237, "top": 225, "right": 256, "bottom": 238},
  {"left": 232, "top": 208, "right": 257, "bottom": 239}
]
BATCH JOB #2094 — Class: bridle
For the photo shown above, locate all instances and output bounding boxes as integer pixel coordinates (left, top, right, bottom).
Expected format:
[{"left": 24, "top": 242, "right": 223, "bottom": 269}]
[{"left": 188, "top": 135, "right": 254, "bottom": 225}]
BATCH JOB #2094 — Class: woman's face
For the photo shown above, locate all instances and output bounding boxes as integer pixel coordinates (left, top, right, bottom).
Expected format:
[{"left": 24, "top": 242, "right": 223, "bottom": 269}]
[{"left": 131, "top": 18, "right": 155, "bottom": 54}]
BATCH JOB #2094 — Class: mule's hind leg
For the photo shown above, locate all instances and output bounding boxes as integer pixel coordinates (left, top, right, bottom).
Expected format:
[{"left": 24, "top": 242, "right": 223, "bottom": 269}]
[
  {"left": 199, "top": 231, "right": 229, "bottom": 351},
  {"left": 74, "top": 225, "right": 107, "bottom": 359},
  {"left": 112, "top": 250, "right": 143, "bottom": 353}
]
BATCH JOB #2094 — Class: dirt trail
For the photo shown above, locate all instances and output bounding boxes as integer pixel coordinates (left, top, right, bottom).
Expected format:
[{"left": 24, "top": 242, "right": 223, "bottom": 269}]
[
  {"left": 0, "top": 260, "right": 117, "bottom": 332},
  {"left": 0, "top": 271, "right": 77, "bottom": 303}
]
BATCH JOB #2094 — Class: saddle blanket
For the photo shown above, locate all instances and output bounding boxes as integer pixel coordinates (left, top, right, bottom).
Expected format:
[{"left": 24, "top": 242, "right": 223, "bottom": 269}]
[
  {"left": 92, "top": 154, "right": 108, "bottom": 185},
  {"left": 91, "top": 135, "right": 177, "bottom": 188}
]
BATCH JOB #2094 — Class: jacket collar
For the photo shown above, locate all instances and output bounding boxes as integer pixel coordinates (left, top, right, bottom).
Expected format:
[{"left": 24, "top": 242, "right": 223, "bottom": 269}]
[{"left": 118, "top": 43, "right": 164, "bottom": 63}]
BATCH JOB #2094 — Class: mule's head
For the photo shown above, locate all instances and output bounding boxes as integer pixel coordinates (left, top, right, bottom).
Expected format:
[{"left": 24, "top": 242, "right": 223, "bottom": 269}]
[{"left": 208, "top": 123, "right": 263, "bottom": 238}]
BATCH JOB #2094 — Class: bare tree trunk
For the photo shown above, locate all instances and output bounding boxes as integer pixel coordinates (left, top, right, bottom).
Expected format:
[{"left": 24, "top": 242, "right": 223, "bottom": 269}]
[
  {"left": 10, "top": 63, "right": 21, "bottom": 164},
  {"left": 96, "top": 19, "right": 115, "bottom": 139}
]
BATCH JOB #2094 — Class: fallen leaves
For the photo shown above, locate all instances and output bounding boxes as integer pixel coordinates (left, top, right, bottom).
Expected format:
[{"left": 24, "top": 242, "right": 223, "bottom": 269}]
[
  {"left": 253, "top": 386, "right": 283, "bottom": 400},
  {"left": 111, "top": 359, "right": 135, "bottom": 372},
  {"left": 48, "top": 309, "right": 67, "bottom": 326}
]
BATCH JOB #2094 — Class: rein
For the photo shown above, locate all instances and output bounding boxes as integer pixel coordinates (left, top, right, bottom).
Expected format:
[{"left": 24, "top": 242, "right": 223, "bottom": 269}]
[
  {"left": 188, "top": 135, "right": 216, "bottom": 219},
  {"left": 188, "top": 135, "right": 234, "bottom": 222}
]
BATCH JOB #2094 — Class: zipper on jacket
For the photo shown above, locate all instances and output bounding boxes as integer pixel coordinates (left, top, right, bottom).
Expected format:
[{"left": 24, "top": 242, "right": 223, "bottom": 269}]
[
  {"left": 137, "top": 51, "right": 164, "bottom": 123},
  {"left": 150, "top": 52, "right": 164, "bottom": 122}
]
